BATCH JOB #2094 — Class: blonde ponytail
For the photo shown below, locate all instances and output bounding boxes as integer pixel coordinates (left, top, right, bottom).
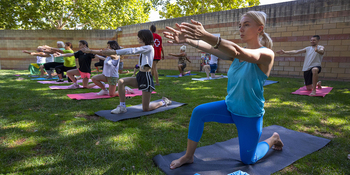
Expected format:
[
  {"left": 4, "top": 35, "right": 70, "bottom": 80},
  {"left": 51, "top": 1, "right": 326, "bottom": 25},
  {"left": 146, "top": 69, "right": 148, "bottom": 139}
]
[
  {"left": 243, "top": 11, "right": 273, "bottom": 49},
  {"left": 260, "top": 32, "right": 273, "bottom": 49}
]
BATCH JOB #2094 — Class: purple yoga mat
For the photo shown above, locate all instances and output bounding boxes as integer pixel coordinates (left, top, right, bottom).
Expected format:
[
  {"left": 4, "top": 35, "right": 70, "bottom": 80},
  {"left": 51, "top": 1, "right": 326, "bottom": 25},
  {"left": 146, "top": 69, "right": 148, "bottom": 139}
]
[
  {"left": 37, "top": 79, "right": 91, "bottom": 84},
  {"left": 49, "top": 84, "right": 109, "bottom": 90},
  {"left": 67, "top": 89, "right": 156, "bottom": 100}
]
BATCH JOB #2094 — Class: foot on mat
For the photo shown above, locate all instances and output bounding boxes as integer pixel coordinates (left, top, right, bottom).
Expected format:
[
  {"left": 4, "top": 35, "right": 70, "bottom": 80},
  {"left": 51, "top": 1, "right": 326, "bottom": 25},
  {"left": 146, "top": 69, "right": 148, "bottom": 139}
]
[
  {"left": 170, "top": 155, "right": 194, "bottom": 169},
  {"left": 309, "top": 90, "right": 317, "bottom": 96},
  {"left": 68, "top": 84, "right": 80, "bottom": 89},
  {"left": 97, "top": 89, "right": 109, "bottom": 95},
  {"left": 162, "top": 97, "right": 172, "bottom": 106},
  {"left": 317, "top": 81, "right": 322, "bottom": 89},
  {"left": 271, "top": 132, "right": 284, "bottom": 151},
  {"left": 111, "top": 105, "right": 127, "bottom": 114}
]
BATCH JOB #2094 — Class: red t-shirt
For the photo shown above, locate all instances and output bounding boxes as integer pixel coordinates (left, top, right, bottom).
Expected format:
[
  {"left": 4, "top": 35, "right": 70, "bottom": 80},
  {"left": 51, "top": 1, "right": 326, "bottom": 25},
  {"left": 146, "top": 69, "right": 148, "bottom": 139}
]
[{"left": 153, "top": 33, "right": 162, "bottom": 60}]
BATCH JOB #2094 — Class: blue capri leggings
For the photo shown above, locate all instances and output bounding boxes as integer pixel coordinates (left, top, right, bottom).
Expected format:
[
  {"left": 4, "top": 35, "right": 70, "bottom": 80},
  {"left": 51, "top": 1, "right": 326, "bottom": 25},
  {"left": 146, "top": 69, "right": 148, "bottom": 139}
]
[{"left": 188, "top": 100, "right": 270, "bottom": 164}]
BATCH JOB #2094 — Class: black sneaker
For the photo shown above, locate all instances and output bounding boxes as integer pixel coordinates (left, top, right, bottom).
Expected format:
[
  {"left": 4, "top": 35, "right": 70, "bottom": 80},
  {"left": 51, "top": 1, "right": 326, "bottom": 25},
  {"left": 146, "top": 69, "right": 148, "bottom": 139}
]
[{"left": 56, "top": 79, "right": 64, "bottom": 82}]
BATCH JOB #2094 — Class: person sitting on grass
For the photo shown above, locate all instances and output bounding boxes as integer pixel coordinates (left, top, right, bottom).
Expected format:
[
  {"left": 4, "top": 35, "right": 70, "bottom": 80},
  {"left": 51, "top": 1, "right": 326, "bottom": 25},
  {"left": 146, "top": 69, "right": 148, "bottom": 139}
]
[
  {"left": 168, "top": 45, "right": 191, "bottom": 77},
  {"left": 82, "top": 29, "right": 171, "bottom": 114},
  {"left": 163, "top": 11, "right": 283, "bottom": 169}
]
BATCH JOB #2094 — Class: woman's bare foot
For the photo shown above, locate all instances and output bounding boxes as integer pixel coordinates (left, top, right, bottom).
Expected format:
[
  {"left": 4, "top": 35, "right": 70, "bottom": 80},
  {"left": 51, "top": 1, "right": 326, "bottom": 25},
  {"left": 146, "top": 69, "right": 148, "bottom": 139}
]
[
  {"left": 309, "top": 90, "right": 317, "bottom": 96},
  {"left": 317, "top": 81, "right": 322, "bottom": 89},
  {"left": 170, "top": 155, "right": 194, "bottom": 169},
  {"left": 271, "top": 132, "right": 284, "bottom": 150}
]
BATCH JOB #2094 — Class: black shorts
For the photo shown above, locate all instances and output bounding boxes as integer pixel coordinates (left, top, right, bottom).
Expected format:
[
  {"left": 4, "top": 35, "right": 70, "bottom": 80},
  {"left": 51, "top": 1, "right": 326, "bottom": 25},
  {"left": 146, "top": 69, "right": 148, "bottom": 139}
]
[
  {"left": 94, "top": 60, "right": 104, "bottom": 67},
  {"left": 303, "top": 66, "right": 321, "bottom": 86},
  {"left": 179, "top": 63, "right": 186, "bottom": 71},
  {"left": 136, "top": 71, "right": 155, "bottom": 92}
]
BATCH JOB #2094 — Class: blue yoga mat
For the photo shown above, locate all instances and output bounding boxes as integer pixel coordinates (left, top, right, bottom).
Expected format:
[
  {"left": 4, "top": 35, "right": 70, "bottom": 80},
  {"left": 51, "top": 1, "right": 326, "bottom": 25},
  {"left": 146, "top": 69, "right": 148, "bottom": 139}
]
[
  {"left": 263, "top": 80, "right": 278, "bottom": 86},
  {"left": 31, "top": 77, "right": 58, "bottom": 81},
  {"left": 166, "top": 74, "right": 197, "bottom": 78}
]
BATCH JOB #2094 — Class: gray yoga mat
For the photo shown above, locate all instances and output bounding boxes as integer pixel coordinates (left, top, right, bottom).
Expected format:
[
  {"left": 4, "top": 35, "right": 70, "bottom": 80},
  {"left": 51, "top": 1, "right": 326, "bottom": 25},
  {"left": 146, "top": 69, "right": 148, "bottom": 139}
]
[
  {"left": 95, "top": 100, "right": 186, "bottom": 122},
  {"left": 153, "top": 125, "right": 330, "bottom": 175}
]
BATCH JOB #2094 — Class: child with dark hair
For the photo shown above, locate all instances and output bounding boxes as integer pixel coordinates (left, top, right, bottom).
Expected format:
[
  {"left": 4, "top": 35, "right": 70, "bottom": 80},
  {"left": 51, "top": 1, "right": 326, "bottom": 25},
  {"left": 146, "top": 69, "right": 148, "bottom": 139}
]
[
  {"left": 54, "top": 40, "right": 96, "bottom": 89},
  {"left": 82, "top": 29, "right": 171, "bottom": 114}
]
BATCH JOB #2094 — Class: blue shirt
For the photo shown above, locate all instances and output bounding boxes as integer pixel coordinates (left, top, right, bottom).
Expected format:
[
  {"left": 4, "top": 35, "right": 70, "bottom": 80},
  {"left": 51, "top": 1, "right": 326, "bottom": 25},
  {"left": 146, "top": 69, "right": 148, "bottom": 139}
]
[{"left": 225, "top": 58, "right": 267, "bottom": 117}]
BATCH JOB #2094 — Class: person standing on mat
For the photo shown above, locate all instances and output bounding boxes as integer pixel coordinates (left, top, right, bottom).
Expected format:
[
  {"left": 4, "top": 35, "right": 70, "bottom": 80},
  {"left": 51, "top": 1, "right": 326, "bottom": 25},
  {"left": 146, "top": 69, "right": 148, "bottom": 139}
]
[
  {"left": 163, "top": 11, "right": 284, "bottom": 169},
  {"left": 54, "top": 40, "right": 96, "bottom": 89},
  {"left": 168, "top": 45, "right": 191, "bottom": 77},
  {"left": 43, "top": 42, "right": 76, "bottom": 82},
  {"left": 150, "top": 25, "right": 164, "bottom": 86},
  {"left": 42, "top": 41, "right": 66, "bottom": 79},
  {"left": 84, "top": 29, "right": 171, "bottom": 114},
  {"left": 277, "top": 35, "right": 324, "bottom": 96}
]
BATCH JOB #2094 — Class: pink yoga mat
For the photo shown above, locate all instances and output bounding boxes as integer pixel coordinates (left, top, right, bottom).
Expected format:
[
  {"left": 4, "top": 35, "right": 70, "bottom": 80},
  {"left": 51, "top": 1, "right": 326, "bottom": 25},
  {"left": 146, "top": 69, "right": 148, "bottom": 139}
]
[
  {"left": 291, "top": 86, "right": 333, "bottom": 97},
  {"left": 50, "top": 84, "right": 109, "bottom": 90},
  {"left": 38, "top": 79, "right": 91, "bottom": 84},
  {"left": 67, "top": 89, "right": 156, "bottom": 100}
]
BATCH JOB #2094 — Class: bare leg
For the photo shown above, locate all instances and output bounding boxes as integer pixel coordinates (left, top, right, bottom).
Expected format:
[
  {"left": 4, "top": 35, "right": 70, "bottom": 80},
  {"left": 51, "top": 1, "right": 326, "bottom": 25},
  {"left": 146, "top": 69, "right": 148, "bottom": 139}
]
[
  {"left": 141, "top": 91, "right": 163, "bottom": 111},
  {"left": 152, "top": 61, "right": 159, "bottom": 85},
  {"left": 39, "top": 65, "right": 45, "bottom": 77},
  {"left": 118, "top": 77, "right": 139, "bottom": 103},
  {"left": 310, "top": 67, "right": 320, "bottom": 95},
  {"left": 178, "top": 64, "right": 184, "bottom": 75},
  {"left": 170, "top": 139, "right": 198, "bottom": 169},
  {"left": 67, "top": 69, "right": 80, "bottom": 83},
  {"left": 211, "top": 73, "right": 223, "bottom": 78},
  {"left": 317, "top": 81, "right": 322, "bottom": 89},
  {"left": 82, "top": 78, "right": 89, "bottom": 88},
  {"left": 95, "top": 66, "right": 100, "bottom": 72},
  {"left": 263, "top": 132, "right": 284, "bottom": 150},
  {"left": 203, "top": 65, "right": 210, "bottom": 78},
  {"left": 108, "top": 85, "right": 118, "bottom": 96},
  {"left": 119, "top": 70, "right": 130, "bottom": 74},
  {"left": 91, "top": 74, "right": 107, "bottom": 90}
]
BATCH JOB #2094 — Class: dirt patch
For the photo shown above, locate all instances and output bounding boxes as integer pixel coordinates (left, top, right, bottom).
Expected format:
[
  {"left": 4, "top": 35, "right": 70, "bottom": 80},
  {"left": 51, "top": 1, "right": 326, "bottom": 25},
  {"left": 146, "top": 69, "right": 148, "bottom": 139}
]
[
  {"left": 279, "top": 164, "right": 299, "bottom": 173},
  {"left": 314, "top": 130, "right": 336, "bottom": 139},
  {"left": 75, "top": 114, "right": 100, "bottom": 120}
]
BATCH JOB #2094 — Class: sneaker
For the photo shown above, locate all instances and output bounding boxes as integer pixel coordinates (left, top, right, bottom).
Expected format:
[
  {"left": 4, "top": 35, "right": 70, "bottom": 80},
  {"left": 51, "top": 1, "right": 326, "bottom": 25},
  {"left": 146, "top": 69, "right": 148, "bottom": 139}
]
[
  {"left": 125, "top": 86, "right": 135, "bottom": 94},
  {"left": 97, "top": 89, "right": 108, "bottom": 95},
  {"left": 179, "top": 74, "right": 182, "bottom": 77},
  {"left": 111, "top": 105, "right": 127, "bottom": 114},
  {"left": 68, "top": 83, "right": 80, "bottom": 89},
  {"left": 56, "top": 79, "right": 64, "bottom": 82},
  {"left": 162, "top": 97, "right": 172, "bottom": 106}
]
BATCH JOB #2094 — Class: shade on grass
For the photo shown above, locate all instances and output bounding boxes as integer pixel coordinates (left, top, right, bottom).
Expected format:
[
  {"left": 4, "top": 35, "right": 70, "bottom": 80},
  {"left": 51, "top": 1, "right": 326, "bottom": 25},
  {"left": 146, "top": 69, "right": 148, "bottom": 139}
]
[{"left": 0, "top": 70, "right": 349, "bottom": 174}]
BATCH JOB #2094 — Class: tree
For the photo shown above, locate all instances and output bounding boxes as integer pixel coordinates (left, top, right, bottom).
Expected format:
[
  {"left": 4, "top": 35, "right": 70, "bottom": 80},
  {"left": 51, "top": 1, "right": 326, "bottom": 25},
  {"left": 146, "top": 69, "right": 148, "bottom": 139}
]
[
  {"left": 158, "top": 0, "right": 260, "bottom": 19},
  {"left": 0, "top": 0, "right": 153, "bottom": 30}
]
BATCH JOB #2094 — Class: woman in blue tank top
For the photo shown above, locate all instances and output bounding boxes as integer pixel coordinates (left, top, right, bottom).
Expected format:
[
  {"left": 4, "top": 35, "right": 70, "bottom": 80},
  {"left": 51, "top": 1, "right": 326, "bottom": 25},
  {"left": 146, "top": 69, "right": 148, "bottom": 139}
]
[{"left": 164, "top": 11, "right": 284, "bottom": 169}]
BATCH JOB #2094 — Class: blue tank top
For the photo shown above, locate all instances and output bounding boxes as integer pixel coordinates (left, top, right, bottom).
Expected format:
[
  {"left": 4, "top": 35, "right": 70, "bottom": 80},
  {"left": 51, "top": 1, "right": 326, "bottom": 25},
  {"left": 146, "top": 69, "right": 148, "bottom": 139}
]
[{"left": 225, "top": 57, "right": 267, "bottom": 117}]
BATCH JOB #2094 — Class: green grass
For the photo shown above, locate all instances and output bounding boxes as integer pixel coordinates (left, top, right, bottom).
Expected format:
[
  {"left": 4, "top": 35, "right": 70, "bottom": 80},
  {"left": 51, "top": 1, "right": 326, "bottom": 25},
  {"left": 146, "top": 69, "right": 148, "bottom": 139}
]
[{"left": 0, "top": 69, "right": 349, "bottom": 175}]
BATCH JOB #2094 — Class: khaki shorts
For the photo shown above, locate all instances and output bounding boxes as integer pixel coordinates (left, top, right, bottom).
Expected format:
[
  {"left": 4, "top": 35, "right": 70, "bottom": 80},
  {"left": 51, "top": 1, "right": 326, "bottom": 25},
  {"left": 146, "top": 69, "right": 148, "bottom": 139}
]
[{"left": 106, "top": 77, "right": 118, "bottom": 86}]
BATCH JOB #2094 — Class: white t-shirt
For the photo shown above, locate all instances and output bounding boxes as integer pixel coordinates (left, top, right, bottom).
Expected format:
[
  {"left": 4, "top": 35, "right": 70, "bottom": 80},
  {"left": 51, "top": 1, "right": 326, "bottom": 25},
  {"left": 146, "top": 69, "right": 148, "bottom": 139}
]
[
  {"left": 209, "top": 55, "right": 218, "bottom": 64},
  {"left": 302, "top": 46, "right": 324, "bottom": 71},
  {"left": 102, "top": 56, "right": 119, "bottom": 78},
  {"left": 115, "top": 45, "right": 154, "bottom": 69},
  {"left": 46, "top": 54, "right": 55, "bottom": 63},
  {"left": 36, "top": 56, "right": 46, "bottom": 64}
]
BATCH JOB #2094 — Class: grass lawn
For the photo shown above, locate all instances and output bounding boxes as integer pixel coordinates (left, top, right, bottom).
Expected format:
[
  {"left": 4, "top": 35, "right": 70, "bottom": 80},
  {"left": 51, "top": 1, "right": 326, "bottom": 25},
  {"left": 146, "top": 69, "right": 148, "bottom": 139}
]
[{"left": 0, "top": 69, "right": 349, "bottom": 175}]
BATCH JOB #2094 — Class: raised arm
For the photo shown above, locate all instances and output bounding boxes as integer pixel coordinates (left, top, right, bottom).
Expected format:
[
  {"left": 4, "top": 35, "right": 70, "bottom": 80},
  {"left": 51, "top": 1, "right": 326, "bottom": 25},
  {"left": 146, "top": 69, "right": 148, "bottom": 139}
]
[
  {"left": 54, "top": 52, "right": 74, "bottom": 57},
  {"left": 276, "top": 48, "right": 307, "bottom": 55},
  {"left": 180, "top": 20, "right": 274, "bottom": 65},
  {"left": 95, "top": 54, "right": 107, "bottom": 60},
  {"left": 168, "top": 53, "right": 186, "bottom": 57},
  {"left": 22, "top": 50, "right": 52, "bottom": 57},
  {"left": 81, "top": 46, "right": 152, "bottom": 56}
]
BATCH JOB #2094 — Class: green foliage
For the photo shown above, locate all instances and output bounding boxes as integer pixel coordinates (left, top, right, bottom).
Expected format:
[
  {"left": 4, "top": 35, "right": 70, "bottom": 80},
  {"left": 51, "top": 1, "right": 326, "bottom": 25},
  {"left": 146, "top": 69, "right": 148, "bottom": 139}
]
[
  {"left": 0, "top": 0, "right": 153, "bottom": 30},
  {"left": 159, "top": 0, "right": 260, "bottom": 19}
]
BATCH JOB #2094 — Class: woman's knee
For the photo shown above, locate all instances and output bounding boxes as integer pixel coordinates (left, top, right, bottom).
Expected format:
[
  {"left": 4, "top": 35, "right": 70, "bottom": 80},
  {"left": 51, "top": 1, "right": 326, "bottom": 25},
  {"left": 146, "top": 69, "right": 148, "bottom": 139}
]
[{"left": 118, "top": 79, "right": 124, "bottom": 85}]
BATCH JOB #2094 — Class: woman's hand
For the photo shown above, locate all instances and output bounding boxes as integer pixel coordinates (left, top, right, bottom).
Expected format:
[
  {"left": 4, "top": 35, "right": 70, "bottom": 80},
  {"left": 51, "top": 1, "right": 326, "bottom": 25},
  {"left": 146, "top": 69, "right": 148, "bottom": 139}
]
[
  {"left": 180, "top": 19, "right": 209, "bottom": 40},
  {"left": 53, "top": 52, "right": 62, "bottom": 57},
  {"left": 80, "top": 47, "right": 91, "bottom": 53},
  {"left": 163, "top": 23, "right": 189, "bottom": 44}
]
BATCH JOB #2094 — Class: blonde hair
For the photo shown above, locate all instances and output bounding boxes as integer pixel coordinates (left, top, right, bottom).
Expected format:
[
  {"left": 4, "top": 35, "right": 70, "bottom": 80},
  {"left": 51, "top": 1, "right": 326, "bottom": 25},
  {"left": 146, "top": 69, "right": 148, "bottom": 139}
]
[
  {"left": 180, "top": 45, "right": 186, "bottom": 51},
  {"left": 242, "top": 11, "right": 273, "bottom": 49}
]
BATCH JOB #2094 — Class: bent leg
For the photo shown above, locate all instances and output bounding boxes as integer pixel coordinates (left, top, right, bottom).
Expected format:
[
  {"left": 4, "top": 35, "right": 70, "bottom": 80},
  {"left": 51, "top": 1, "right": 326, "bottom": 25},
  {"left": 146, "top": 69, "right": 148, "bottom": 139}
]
[
  {"left": 203, "top": 65, "right": 210, "bottom": 78},
  {"left": 91, "top": 74, "right": 107, "bottom": 90},
  {"left": 141, "top": 91, "right": 163, "bottom": 111},
  {"left": 170, "top": 100, "right": 234, "bottom": 169},
  {"left": 118, "top": 77, "right": 138, "bottom": 103},
  {"left": 310, "top": 67, "right": 320, "bottom": 95},
  {"left": 67, "top": 69, "right": 80, "bottom": 83}
]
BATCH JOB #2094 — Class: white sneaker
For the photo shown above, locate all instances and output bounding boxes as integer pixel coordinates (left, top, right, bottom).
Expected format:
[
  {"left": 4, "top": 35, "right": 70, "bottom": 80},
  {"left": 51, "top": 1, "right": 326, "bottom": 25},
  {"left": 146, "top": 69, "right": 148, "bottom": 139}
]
[
  {"left": 111, "top": 105, "right": 127, "bottom": 114},
  {"left": 162, "top": 97, "right": 172, "bottom": 106},
  {"left": 68, "top": 83, "right": 80, "bottom": 89},
  {"left": 97, "top": 89, "right": 108, "bottom": 95},
  {"left": 125, "top": 86, "right": 135, "bottom": 94}
]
